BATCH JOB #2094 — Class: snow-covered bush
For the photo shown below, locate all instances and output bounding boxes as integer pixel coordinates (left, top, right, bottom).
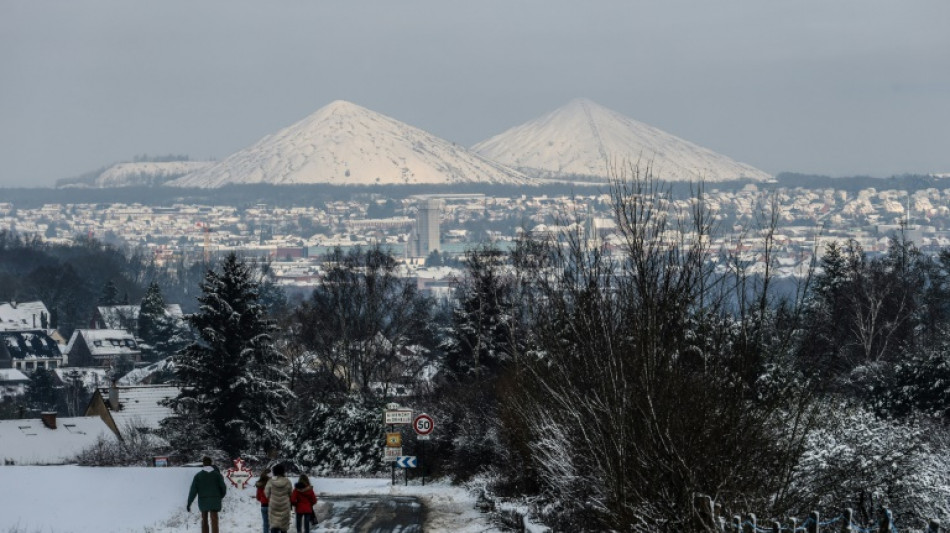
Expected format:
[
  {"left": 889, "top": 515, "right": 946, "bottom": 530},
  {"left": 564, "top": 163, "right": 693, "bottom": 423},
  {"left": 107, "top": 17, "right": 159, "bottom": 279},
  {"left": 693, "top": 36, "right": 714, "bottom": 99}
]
[
  {"left": 785, "top": 402, "right": 950, "bottom": 528},
  {"left": 291, "top": 396, "right": 384, "bottom": 475},
  {"left": 74, "top": 423, "right": 166, "bottom": 467}
]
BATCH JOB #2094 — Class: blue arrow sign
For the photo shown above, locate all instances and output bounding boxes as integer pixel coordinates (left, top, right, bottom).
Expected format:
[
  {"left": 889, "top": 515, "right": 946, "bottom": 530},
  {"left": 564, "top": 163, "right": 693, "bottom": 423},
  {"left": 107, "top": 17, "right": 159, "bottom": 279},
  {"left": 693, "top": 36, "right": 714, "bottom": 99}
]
[{"left": 395, "top": 456, "right": 417, "bottom": 468}]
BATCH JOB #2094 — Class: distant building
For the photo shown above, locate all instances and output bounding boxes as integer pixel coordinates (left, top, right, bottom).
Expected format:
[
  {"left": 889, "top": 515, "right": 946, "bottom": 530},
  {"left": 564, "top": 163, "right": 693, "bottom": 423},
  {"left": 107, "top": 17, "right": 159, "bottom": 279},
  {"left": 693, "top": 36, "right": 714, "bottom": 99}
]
[
  {"left": 85, "top": 382, "right": 179, "bottom": 438},
  {"left": 0, "top": 330, "right": 64, "bottom": 372},
  {"left": 0, "top": 368, "right": 29, "bottom": 399},
  {"left": 0, "top": 301, "right": 50, "bottom": 331},
  {"left": 65, "top": 329, "right": 142, "bottom": 368},
  {"left": 92, "top": 304, "right": 183, "bottom": 333},
  {"left": 410, "top": 199, "right": 442, "bottom": 258}
]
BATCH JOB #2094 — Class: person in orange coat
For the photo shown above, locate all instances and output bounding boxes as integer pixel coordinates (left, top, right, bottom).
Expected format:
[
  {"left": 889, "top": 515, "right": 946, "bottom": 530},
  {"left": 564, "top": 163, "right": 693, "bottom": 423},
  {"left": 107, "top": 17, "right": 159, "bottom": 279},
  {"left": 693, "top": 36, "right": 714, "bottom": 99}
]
[{"left": 289, "top": 474, "right": 318, "bottom": 533}]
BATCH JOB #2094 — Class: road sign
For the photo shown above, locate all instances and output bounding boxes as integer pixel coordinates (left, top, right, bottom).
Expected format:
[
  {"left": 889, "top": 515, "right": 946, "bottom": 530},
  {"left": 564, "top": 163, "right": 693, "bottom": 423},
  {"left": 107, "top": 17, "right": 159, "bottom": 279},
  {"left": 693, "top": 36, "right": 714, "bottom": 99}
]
[
  {"left": 395, "top": 456, "right": 417, "bottom": 468},
  {"left": 225, "top": 458, "right": 252, "bottom": 489},
  {"left": 412, "top": 413, "right": 434, "bottom": 436},
  {"left": 384, "top": 447, "right": 402, "bottom": 462},
  {"left": 385, "top": 409, "right": 413, "bottom": 425},
  {"left": 386, "top": 432, "right": 402, "bottom": 447}
]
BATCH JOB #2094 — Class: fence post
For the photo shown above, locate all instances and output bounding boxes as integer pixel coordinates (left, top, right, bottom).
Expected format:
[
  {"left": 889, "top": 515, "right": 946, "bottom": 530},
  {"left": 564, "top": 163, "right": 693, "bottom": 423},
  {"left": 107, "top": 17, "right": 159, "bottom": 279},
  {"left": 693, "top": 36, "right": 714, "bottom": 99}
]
[
  {"left": 772, "top": 520, "right": 781, "bottom": 533},
  {"left": 733, "top": 516, "right": 741, "bottom": 532},
  {"left": 806, "top": 511, "right": 819, "bottom": 533},
  {"left": 694, "top": 495, "right": 716, "bottom": 531},
  {"left": 841, "top": 508, "right": 853, "bottom": 533},
  {"left": 879, "top": 508, "right": 893, "bottom": 533},
  {"left": 716, "top": 503, "right": 724, "bottom": 532},
  {"left": 927, "top": 519, "right": 940, "bottom": 533},
  {"left": 742, "top": 514, "right": 756, "bottom": 533}
]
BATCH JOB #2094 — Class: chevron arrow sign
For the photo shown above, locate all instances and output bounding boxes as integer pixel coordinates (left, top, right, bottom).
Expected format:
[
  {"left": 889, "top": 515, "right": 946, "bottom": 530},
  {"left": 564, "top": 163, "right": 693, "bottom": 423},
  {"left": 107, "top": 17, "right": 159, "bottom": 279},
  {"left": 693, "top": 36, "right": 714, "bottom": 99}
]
[{"left": 395, "top": 456, "right": 417, "bottom": 468}]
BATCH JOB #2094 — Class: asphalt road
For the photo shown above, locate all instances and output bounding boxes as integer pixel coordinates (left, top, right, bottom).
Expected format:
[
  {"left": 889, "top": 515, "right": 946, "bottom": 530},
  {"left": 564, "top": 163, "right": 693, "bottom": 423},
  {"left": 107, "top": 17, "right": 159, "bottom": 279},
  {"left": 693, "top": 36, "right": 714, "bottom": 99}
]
[{"left": 312, "top": 495, "right": 425, "bottom": 532}]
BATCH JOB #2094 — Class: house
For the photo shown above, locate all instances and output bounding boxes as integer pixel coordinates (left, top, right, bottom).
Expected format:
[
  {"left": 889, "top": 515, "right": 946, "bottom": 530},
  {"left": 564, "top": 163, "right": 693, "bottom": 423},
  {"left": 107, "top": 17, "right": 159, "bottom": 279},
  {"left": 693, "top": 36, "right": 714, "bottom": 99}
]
[
  {"left": 0, "top": 412, "right": 116, "bottom": 465},
  {"left": 85, "top": 382, "right": 180, "bottom": 438},
  {"left": 91, "top": 304, "right": 184, "bottom": 333},
  {"left": 0, "top": 330, "right": 65, "bottom": 372},
  {"left": 0, "top": 301, "right": 50, "bottom": 331},
  {"left": 0, "top": 368, "right": 29, "bottom": 399},
  {"left": 65, "top": 329, "right": 141, "bottom": 368}
]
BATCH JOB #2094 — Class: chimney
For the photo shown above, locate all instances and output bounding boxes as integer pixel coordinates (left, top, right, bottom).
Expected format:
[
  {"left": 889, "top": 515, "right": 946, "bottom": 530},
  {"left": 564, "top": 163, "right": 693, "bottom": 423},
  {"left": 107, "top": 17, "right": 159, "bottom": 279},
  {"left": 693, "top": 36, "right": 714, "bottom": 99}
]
[
  {"left": 109, "top": 376, "right": 120, "bottom": 411},
  {"left": 41, "top": 411, "right": 57, "bottom": 430}
]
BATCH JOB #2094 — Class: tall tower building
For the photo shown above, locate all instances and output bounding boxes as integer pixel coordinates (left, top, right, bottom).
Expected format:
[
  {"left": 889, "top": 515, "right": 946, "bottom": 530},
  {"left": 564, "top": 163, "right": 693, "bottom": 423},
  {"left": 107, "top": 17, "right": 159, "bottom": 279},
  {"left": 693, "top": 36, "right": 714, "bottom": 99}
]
[{"left": 411, "top": 199, "right": 442, "bottom": 258}]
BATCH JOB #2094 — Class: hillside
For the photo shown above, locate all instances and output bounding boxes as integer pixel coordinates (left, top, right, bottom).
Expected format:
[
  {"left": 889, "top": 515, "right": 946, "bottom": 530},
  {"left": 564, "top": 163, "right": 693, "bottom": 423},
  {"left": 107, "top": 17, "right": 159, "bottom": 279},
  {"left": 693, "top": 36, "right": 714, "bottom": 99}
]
[
  {"left": 473, "top": 98, "right": 772, "bottom": 183},
  {"left": 168, "top": 100, "right": 535, "bottom": 188}
]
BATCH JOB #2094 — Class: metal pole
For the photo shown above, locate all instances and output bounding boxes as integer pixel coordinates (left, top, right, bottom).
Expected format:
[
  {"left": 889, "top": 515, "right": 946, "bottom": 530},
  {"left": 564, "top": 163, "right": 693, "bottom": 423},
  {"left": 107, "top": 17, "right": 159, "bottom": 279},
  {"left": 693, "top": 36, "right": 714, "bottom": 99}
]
[
  {"left": 421, "top": 439, "right": 425, "bottom": 487},
  {"left": 390, "top": 423, "right": 395, "bottom": 486}
]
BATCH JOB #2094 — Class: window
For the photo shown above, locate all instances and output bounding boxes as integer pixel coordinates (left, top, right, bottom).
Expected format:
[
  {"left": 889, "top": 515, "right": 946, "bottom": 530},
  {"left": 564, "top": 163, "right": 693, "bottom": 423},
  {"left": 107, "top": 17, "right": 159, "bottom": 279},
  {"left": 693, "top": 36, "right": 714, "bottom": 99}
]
[
  {"left": 25, "top": 362, "right": 34, "bottom": 370},
  {"left": 93, "top": 340, "right": 102, "bottom": 347},
  {"left": 18, "top": 425, "right": 37, "bottom": 436}
]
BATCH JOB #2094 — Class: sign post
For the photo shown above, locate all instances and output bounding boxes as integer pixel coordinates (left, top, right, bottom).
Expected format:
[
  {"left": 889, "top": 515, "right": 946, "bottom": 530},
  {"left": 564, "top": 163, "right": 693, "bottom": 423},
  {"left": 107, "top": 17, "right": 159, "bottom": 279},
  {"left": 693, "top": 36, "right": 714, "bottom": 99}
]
[
  {"left": 412, "top": 413, "right": 435, "bottom": 486},
  {"left": 384, "top": 406, "right": 411, "bottom": 486}
]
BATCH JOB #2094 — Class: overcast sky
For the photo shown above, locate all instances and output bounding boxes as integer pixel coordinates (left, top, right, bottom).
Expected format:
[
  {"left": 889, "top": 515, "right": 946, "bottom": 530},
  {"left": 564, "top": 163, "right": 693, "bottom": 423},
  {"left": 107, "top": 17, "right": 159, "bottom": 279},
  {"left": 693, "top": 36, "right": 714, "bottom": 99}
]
[{"left": 1, "top": 0, "right": 948, "bottom": 187}]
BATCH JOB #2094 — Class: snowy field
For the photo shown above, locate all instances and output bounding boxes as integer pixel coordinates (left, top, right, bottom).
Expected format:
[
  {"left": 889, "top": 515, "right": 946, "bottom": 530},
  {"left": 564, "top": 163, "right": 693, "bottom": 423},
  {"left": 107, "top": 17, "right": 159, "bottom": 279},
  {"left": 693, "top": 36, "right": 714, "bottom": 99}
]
[{"left": 2, "top": 466, "right": 503, "bottom": 533}]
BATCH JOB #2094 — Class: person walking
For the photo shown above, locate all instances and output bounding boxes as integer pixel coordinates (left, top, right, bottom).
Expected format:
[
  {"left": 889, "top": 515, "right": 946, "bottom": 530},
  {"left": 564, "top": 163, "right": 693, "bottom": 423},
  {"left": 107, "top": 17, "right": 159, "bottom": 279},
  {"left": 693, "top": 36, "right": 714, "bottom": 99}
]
[
  {"left": 290, "top": 474, "right": 318, "bottom": 533},
  {"left": 264, "top": 463, "right": 293, "bottom": 533},
  {"left": 187, "top": 456, "right": 228, "bottom": 533},
  {"left": 255, "top": 470, "right": 271, "bottom": 533}
]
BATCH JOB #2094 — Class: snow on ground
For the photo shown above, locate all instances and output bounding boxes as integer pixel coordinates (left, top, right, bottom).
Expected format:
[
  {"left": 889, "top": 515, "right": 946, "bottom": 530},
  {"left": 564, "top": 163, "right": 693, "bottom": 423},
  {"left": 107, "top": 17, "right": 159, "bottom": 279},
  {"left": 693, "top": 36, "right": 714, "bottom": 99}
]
[{"left": 2, "top": 466, "right": 503, "bottom": 533}]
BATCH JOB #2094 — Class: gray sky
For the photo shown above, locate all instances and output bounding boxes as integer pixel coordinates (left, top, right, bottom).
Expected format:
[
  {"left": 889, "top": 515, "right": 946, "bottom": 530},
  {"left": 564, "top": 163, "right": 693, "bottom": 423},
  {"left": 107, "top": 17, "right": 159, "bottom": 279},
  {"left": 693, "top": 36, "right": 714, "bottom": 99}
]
[{"left": 2, "top": 0, "right": 948, "bottom": 187}]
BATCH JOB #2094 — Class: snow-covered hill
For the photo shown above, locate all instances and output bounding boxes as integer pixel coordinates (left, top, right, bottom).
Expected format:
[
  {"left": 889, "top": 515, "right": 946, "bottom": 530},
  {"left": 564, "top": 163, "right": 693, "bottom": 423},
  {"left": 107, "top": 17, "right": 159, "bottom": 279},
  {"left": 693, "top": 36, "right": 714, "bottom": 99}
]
[
  {"left": 168, "top": 100, "right": 534, "bottom": 188},
  {"left": 473, "top": 98, "right": 772, "bottom": 183},
  {"left": 95, "top": 161, "right": 213, "bottom": 187}
]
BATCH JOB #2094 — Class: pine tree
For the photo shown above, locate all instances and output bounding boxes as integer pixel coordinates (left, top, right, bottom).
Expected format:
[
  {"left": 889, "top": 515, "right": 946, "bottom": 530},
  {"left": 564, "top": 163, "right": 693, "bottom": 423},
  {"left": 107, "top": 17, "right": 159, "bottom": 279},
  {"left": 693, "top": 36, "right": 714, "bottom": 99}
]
[
  {"left": 164, "top": 253, "right": 291, "bottom": 458},
  {"left": 26, "top": 368, "right": 60, "bottom": 413},
  {"left": 99, "top": 280, "right": 120, "bottom": 306},
  {"left": 138, "top": 281, "right": 166, "bottom": 347}
]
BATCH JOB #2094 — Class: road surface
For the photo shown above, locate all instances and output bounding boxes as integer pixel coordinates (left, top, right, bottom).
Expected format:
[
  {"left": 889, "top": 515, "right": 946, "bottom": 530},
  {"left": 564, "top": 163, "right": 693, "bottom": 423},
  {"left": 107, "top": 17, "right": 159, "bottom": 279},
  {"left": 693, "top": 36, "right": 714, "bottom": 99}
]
[{"left": 313, "top": 495, "right": 425, "bottom": 532}]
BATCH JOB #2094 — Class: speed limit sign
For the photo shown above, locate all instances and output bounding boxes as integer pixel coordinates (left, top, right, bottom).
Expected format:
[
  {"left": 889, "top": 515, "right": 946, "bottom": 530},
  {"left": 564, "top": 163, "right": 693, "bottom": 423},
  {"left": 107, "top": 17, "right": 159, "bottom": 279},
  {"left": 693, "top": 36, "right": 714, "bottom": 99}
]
[{"left": 413, "top": 413, "right": 434, "bottom": 438}]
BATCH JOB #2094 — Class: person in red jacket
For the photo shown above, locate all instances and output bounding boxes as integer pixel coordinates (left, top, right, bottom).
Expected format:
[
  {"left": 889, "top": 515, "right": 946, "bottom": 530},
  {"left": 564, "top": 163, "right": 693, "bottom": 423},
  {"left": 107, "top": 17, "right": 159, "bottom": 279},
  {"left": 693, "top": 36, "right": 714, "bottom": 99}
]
[
  {"left": 289, "top": 474, "right": 318, "bottom": 533},
  {"left": 255, "top": 470, "right": 270, "bottom": 533}
]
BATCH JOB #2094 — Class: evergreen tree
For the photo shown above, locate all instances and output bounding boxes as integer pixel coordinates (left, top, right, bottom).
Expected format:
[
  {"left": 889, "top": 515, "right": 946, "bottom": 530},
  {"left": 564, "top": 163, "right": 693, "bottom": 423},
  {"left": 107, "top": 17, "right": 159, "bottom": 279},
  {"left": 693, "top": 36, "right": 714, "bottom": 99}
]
[
  {"left": 26, "top": 368, "right": 60, "bottom": 413},
  {"left": 138, "top": 281, "right": 166, "bottom": 347},
  {"left": 442, "top": 246, "right": 520, "bottom": 381},
  {"left": 164, "top": 253, "right": 291, "bottom": 458},
  {"left": 99, "top": 280, "right": 120, "bottom": 306}
]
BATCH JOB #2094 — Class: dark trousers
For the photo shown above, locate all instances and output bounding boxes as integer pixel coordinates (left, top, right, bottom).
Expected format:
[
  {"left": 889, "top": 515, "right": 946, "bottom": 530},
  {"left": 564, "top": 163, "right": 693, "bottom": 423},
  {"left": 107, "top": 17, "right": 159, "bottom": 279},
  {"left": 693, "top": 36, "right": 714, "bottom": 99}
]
[
  {"left": 261, "top": 506, "right": 269, "bottom": 533},
  {"left": 295, "top": 512, "right": 313, "bottom": 533},
  {"left": 200, "top": 511, "right": 219, "bottom": 533}
]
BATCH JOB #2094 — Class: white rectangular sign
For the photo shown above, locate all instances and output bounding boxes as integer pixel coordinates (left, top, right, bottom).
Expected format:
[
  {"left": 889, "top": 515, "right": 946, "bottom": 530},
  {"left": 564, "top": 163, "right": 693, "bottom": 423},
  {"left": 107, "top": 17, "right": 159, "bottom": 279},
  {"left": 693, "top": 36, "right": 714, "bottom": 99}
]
[
  {"left": 383, "top": 446, "right": 402, "bottom": 462},
  {"left": 384, "top": 409, "right": 413, "bottom": 425}
]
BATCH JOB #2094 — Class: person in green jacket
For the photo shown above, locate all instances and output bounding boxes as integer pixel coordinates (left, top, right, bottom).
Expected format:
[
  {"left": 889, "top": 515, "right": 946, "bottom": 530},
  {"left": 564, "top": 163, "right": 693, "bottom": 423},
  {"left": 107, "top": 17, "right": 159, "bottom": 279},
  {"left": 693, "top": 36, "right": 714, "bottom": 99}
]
[{"left": 187, "top": 456, "right": 228, "bottom": 533}]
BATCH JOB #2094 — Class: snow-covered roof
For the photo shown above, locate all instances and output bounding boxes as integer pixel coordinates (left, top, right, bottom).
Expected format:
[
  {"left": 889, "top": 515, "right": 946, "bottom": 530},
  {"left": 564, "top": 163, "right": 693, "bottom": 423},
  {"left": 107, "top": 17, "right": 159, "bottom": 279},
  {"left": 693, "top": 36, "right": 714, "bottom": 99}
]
[
  {"left": 54, "top": 367, "right": 109, "bottom": 389},
  {"left": 0, "top": 301, "right": 50, "bottom": 331},
  {"left": 0, "top": 330, "right": 62, "bottom": 360},
  {"left": 67, "top": 329, "right": 140, "bottom": 357},
  {"left": 117, "top": 358, "right": 175, "bottom": 386},
  {"left": 96, "top": 305, "right": 183, "bottom": 331},
  {"left": 0, "top": 368, "right": 29, "bottom": 383},
  {"left": 0, "top": 416, "right": 115, "bottom": 465},
  {"left": 98, "top": 385, "right": 180, "bottom": 431}
]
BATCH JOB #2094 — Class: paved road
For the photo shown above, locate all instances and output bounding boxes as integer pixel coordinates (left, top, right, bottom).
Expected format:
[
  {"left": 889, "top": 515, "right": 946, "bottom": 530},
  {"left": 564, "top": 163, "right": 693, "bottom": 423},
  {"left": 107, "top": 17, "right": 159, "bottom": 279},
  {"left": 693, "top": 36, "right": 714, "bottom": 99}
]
[{"left": 313, "top": 495, "right": 425, "bottom": 532}]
